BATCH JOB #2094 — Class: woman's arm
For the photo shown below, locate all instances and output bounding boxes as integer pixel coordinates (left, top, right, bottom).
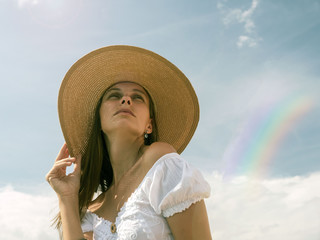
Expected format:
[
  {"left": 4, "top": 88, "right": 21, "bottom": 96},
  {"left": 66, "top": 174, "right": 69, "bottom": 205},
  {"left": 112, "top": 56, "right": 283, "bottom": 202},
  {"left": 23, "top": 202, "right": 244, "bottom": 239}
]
[
  {"left": 166, "top": 200, "right": 212, "bottom": 240},
  {"left": 46, "top": 143, "right": 85, "bottom": 240},
  {"left": 58, "top": 195, "right": 84, "bottom": 239}
]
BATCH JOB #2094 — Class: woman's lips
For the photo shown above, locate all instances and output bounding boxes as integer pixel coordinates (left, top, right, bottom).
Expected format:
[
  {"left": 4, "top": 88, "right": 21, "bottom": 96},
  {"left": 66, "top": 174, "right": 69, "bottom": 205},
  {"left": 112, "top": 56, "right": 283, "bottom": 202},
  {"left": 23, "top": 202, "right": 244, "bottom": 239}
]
[{"left": 114, "top": 109, "right": 135, "bottom": 117}]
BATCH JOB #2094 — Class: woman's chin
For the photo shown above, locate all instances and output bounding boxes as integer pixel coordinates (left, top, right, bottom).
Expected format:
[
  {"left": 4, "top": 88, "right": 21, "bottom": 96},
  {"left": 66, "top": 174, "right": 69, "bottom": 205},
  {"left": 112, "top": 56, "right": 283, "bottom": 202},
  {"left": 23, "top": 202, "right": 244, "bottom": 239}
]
[{"left": 103, "top": 123, "right": 142, "bottom": 137}]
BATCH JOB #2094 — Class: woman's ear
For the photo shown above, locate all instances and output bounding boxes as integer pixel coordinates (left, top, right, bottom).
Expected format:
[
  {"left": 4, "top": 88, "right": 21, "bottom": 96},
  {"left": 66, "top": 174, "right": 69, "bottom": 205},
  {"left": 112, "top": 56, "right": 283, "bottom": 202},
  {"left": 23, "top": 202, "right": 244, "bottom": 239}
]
[{"left": 146, "top": 119, "right": 153, "bottom": 134}]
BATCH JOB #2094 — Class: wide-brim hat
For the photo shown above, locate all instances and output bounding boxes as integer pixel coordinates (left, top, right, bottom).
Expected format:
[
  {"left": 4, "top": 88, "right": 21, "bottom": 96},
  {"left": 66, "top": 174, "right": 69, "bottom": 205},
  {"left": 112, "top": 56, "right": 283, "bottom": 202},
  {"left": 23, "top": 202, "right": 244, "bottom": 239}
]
[{"left": 58, "top": 45, "right": 199, "bottom": 157}]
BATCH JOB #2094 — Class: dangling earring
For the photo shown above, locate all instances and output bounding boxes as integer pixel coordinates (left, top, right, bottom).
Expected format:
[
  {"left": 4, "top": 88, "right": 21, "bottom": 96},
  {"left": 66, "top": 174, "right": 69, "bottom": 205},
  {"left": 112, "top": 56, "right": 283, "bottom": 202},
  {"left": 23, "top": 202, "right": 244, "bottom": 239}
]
[{"left": 144, "top": 133, "right": 149, "bottom": 139}]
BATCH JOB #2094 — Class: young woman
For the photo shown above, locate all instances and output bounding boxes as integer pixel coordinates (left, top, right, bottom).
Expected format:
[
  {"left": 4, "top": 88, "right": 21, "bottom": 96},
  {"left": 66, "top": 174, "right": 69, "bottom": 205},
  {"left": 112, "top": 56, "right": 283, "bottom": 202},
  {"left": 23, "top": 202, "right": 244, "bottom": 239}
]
[{"left": 46, "top": 45, "right": 212, "bottom": 240}]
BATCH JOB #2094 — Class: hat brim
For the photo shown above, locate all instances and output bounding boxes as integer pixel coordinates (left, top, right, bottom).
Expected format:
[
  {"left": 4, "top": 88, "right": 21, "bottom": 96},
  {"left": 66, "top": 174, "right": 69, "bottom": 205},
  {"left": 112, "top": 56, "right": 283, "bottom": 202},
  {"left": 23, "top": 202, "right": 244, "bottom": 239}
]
[{"left": 58, "top": 45, "right": 199, "bottom": 157}]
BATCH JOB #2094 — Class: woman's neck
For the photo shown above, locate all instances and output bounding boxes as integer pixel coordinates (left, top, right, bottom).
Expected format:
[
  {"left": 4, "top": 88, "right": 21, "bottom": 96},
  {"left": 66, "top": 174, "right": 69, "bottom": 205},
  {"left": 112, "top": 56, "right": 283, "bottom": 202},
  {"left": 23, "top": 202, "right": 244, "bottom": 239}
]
[{"left": 104, "top": 132, "right": 145, "bottom": 186}]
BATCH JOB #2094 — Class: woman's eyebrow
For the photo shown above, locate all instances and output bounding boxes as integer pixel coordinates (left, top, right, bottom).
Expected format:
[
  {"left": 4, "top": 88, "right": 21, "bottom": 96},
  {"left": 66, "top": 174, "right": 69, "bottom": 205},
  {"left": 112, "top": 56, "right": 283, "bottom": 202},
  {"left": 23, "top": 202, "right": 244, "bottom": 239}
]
[
  {"left": 132, "top": 89, "right": 147, "bottom": 96},
  {"left": 103, "top": 88, "right": 121, "bottom": 97},
  {"left": 104, "top": 87, "right": 147, "bottom": 96},
  {"left": 106, "top": 87, "right": 121, "bottom": 93}
]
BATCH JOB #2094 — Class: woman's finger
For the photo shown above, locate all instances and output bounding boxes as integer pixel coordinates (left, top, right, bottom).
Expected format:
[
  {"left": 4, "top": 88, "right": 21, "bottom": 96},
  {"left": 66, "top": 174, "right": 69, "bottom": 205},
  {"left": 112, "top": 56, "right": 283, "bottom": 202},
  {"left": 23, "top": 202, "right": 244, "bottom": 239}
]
[
  {"left": 48, "top": 159, "right": 75, "bottom": 174},
  {"left": 55, "top": 143, "right": 68, "bottom": 162},
  {"left": 53, "top": 161, "right": 73, "bottom": 169},
  {"left": 46, "top": 162, "right": 72, "bottom": 179},
  {"left": 55, "top": 157, "right": 76, "bottom": 164}
]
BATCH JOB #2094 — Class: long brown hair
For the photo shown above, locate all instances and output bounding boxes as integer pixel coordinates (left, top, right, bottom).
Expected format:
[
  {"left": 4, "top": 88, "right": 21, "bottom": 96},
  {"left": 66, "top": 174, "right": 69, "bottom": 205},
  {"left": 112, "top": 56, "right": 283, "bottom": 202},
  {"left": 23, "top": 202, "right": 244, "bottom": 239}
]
[{"left": 53, "top": 86, "right": 158, "bottom": 232}]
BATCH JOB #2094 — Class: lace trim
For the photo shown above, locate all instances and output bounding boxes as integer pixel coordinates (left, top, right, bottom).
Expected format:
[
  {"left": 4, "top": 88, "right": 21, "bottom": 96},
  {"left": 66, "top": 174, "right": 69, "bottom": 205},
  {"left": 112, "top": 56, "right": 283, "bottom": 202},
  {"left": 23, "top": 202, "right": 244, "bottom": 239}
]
[
  {"left": 82, "top": 225, "right": 93, "bottom": 233},
  {"left": 162, "top": 197, "right": 204, "bottom": 218},
  {"left": 81, "top": 212, "right": 94, "bottom": 233}
]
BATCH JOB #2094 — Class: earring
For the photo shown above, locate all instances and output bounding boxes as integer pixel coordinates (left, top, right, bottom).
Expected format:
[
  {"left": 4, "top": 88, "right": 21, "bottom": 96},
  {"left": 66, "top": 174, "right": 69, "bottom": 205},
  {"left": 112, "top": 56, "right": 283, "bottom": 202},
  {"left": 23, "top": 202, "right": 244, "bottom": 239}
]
[{"left": 144, "top": 133, "right": 148, "bottom": 139}]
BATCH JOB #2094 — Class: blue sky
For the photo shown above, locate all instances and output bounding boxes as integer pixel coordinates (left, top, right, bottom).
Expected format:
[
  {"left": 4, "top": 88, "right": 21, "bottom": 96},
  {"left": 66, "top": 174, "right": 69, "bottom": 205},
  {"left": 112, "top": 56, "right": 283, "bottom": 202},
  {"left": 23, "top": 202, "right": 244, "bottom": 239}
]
[{"left": 0, "top": 0, "right": 319, "bottom": 239}]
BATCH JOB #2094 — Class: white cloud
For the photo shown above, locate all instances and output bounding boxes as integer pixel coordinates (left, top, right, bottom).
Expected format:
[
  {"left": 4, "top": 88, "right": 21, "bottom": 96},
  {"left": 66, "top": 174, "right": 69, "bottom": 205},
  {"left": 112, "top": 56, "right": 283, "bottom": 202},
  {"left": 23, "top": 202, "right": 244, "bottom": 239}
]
[
  {"left": 0, "top": 185, "right": 59, "bottom": 240},
  {"left": 223, "top": 8, "right": 256, "bottom": 33},
  {"left": 2, "top": 171, "right": 320, "bottom": 240},
  {"left": 218, "top": 0, "right": 261, "bottom": 48},
  {"left": 205, "top": 171, "right": 320, "bottom": 240},
  {"left": 241, "top": 0, "right": 259, "bottom": 33},
  {"left": 237, "top": 35, "right": 259, "bottom": 48},
  {"left": 17, "top": 0, "right": 39, "bottom": 8},
  {"left": 222, "top": 0, "right": 258, "bottom": 33}
]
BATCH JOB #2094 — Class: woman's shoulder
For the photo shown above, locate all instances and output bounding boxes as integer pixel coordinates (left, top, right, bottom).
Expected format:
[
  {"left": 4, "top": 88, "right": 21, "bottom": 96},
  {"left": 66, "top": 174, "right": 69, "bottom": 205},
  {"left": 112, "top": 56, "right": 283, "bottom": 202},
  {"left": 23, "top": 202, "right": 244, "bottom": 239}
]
[
  {"left": 146, "top": 141, "right": 176, "bottom": 155},
  {"left": 141, "top": 142, "right": 177, "bottom": 169}
]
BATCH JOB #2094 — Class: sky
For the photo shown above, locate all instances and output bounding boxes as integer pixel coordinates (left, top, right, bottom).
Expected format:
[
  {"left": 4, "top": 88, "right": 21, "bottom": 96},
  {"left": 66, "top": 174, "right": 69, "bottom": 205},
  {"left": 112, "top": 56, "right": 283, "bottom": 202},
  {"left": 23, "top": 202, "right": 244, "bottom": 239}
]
[{"left": 0, "top": 0, "right": 319, "bottom": 239}]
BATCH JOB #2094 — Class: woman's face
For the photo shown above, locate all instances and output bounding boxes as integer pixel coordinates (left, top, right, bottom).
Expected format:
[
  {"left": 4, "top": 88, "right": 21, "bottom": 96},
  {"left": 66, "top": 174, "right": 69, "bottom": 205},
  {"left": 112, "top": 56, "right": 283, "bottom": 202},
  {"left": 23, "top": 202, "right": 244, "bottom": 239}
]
[{"left": 99, "top": 82, "right": 153, "bottom": 139}]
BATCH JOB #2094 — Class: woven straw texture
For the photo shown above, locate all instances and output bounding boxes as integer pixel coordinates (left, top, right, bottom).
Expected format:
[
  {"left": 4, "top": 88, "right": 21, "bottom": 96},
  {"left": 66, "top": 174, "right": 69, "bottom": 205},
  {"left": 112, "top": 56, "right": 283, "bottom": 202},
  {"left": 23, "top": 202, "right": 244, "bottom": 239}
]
[{"left": 58, "top": 45, "right": 199, "bottom": 157}]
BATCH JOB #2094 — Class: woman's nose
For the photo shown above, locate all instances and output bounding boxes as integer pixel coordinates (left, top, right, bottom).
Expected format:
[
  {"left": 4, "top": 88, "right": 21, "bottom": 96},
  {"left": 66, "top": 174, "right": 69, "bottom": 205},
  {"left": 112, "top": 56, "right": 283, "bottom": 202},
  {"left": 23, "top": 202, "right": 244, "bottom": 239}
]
[{"left": 121, "top": 96, "right": 131, "bottom": 105}]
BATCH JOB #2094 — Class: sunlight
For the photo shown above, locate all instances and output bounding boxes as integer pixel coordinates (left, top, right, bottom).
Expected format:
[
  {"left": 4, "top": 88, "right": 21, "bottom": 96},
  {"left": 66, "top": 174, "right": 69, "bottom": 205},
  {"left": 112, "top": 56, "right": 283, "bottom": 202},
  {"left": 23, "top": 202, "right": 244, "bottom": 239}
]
[{"left": 19, "top": 0, "right": 84, "bottom": 28}]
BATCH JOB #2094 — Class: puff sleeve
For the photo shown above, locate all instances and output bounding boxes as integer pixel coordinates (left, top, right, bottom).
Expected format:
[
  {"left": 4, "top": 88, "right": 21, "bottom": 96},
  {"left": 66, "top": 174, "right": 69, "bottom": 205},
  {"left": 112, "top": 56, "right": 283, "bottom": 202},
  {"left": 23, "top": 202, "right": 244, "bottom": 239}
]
[
  {"left": 81, "top": 210, "right": 94, "bottom": 233},
  {"left": 143, "top": 153, "right": 211, "bottom": 218}
]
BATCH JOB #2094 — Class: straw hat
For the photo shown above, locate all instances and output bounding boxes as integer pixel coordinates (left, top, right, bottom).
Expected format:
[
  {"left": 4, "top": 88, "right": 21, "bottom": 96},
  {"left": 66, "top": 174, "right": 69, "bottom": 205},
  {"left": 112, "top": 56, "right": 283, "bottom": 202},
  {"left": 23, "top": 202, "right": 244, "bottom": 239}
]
[{"left": 58, "top": 45, "right": 199, "bottom": 157}]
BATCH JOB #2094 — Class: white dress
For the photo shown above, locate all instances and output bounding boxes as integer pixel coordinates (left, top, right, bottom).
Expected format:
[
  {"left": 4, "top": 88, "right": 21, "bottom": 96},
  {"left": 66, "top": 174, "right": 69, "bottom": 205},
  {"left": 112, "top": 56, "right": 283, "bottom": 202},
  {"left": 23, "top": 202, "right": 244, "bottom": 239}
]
[{"left": 81, "top": 153, "right": 211, "bottom": 240}]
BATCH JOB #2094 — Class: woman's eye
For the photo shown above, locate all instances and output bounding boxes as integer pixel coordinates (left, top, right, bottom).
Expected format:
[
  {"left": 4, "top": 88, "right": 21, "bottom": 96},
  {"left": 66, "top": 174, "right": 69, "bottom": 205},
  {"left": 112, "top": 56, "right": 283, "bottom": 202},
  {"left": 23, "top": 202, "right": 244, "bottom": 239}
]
[
  {"left": 133, "top": 94, "right": 144, "bottom": 101},
  {"left": 107, "top": 93, "right": 121, "bottom": 99}
]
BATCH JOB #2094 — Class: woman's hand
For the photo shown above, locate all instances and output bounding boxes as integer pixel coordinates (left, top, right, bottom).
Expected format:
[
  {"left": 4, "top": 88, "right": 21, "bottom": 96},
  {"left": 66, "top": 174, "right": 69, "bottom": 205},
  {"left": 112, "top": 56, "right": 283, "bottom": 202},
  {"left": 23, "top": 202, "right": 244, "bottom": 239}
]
[{"left": 46, "top": 143, "right": 81, "bottom": 199}]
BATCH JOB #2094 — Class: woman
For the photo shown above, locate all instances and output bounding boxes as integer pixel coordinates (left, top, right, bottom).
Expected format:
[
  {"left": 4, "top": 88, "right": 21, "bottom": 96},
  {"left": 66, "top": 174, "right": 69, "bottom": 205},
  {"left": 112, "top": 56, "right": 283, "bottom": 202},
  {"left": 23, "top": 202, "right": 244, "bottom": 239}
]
[{"left": 46, "top": 45, "right": 212, "bottom": 240}]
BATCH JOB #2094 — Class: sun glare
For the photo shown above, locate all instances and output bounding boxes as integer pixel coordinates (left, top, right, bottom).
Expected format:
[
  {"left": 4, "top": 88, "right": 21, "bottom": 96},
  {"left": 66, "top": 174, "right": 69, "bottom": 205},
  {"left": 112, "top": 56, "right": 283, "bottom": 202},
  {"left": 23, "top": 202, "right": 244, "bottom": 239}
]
[{"left": 20, "top": 0, "right": 84, "bottom": 28}]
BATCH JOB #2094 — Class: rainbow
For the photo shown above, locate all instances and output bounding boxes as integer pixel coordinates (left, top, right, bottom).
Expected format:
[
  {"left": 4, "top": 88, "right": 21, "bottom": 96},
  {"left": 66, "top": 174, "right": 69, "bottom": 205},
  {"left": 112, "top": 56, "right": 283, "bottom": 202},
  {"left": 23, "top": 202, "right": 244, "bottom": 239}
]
[{"left": 222, "top": 94, "right": 314, "bottom": 179}]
